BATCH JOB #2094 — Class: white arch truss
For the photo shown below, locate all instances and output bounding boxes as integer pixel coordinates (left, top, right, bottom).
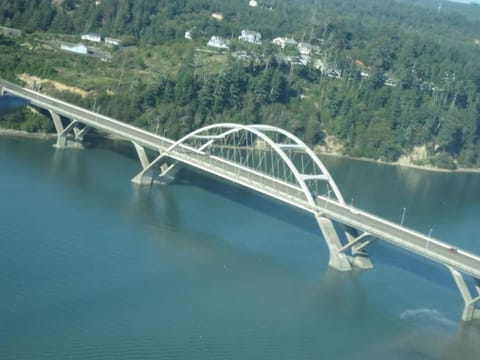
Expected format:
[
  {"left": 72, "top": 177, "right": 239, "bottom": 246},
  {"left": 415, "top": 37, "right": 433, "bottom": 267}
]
[{"left": 160, "top": 123, "right": 345, "bottom": 208}]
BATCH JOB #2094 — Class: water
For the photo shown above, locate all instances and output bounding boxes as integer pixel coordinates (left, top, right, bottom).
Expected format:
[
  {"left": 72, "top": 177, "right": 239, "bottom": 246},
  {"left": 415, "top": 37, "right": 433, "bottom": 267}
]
[{"left": 1, "top": 137, "right": 480, "bottom": 360}]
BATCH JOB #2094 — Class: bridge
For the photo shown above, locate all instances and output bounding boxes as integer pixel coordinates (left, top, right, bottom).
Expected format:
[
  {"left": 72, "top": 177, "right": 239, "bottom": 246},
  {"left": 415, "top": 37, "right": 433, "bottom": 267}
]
[{"left": 2, "top": 78, "right": 480, "bottom": 322}]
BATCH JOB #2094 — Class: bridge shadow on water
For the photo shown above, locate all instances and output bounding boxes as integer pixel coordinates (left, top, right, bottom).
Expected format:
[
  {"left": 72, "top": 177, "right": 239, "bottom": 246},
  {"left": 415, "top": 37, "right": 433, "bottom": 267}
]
[
  {"left": 367, "top": 238, "right": 477, "bottom": 298},
  {"left": 31, "top": 138, "right": 477, "bottom": 303},
  {"left": 173, "top": 170, "right": 480, "bottom": 325},
  {"left": 82, "top": 140, "right": 473, "bottom": 297},
  {"left": 163, "top": 166, "right": 471, "bottom": 300},
  {"left": 173, "top": 167, "right": 472, "bottom": 293},
  {"left": 173, "top": 166, "right": 321, "bottom": 237}
]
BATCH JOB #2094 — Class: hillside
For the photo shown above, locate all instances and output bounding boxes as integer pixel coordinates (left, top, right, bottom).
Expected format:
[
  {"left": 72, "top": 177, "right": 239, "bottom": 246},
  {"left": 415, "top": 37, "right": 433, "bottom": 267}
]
[{"left": 0, "top": 0, "right": 479, "bottom": 169}]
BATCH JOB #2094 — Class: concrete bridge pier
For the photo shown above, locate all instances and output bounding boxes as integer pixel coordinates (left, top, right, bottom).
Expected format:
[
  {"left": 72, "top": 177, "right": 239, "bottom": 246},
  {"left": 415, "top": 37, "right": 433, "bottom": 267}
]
[
  {"left": 448, "top": 266, "right": 480, "bottom": 322},
  {"left": 131, "top": 142, "right": 181, "bottom": 185},
  {"left": 344, "top": 226, "right": 374, "bottom": 270},
  {"left": 49, "top": 110, "right": 89, "bottom": 149},
  {"left": 315, "top": 214, "right": 353, "bottom": 271}
]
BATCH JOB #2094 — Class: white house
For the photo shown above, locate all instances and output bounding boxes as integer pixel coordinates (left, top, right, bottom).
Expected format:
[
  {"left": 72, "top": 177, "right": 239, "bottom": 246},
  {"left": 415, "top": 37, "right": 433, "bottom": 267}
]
[
  {"left": 272, "top": 37, "right": 286, "bottom": 48},
  {"left": 384, "top": 77, "right": 397, "bottom": 87},
  {"left": 249, "top": 0, "right": 258, "bottom": 7},
  {"left": 239, "top": 30, "right": 262, "bottom": 45},
  {"left": 232, "top": 50, "right": 251, "bottom": 61},
  {"left": 184, "top": 31, "right": 192, "bottom": 40},
  {"left": 325, "top": 66, "right": 342, "bottom": 79},
  {"left": 207, "top": 36, "right": 230, "bottom": 49},
  {"left": 81, "top": 33, "right": 101, "bottom": 42},
  {"left": 297, "top": 42, "right": 312, "bottom": 55},
  {"left": 105, "top": 37, "right": 121, "bottom": 46},
  {"left": 61, "top": 43, "right": 88, "bottom": 55},
  {"left": 299, "top": 54, "right": 311, "bottom": 65},
  {"left": 272, "top": 37, "right": 297, "bottom": 49},
  {"left": 211, "top": 12, "right": 224, "bottom": 21}
]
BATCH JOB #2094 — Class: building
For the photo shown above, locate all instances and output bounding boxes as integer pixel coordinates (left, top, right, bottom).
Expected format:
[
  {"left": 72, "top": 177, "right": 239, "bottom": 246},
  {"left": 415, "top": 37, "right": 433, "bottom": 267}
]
[
  {"left": 0, "top": 26, "right": 22, "bottom": 37},
  {"left": 326, "top": 68, "right": 342, "bottom": 79},
  {"left": 297, "top": 42, "right": 312, "bottom": 55},
  {"left": 207, "top": 36, "right": 230, "bottom": 49},
  {"left": 232, "top": 50, "right": 251, "bottom": 61},
  {"left": 249, "top": 0, "right": 258, "bottom": 7},
  {"left": 184, "top": 31, "right": 192, "bottom": 40},
  {"left": 60, "top": 44, "right": 89, "bottom": 55},
  {"left": 272, "top": 37, "right": 286, "bottom": 49},
  {"left": 239, "top": 30, "right": 262, "bottom": 45},
  {"left": 105, "top": 37, "right": 121, "bottom": 46},
  {"left": 384, "top": 77, "right": 397, "bottom": 87},
  {"left": 272, "top": 37, "right": 297, "bottom": 49},
  {"left": 81, "top": 33, "right": 101, "bottom": 42},
  {"left": 211, "top": 13, "right": 224, "bottom": 21}
]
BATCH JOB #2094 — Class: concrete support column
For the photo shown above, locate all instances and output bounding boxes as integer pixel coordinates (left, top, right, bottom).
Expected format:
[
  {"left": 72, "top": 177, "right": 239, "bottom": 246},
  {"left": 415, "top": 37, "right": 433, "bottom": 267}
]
[
  {"left": 315, "top": 214, "right": 352, "bottom": 271},
  {"left": 49, "top": 111, "right": 84, "bottom": 149},
  {"left": 73, "top": 125, "right": 90, "bottom": 142},
  {"left": 344, "top": 226, "right": 374, "bottom": 269},
  {"left": 132, "top": 142, "right": 156, "bottom": 185},
  {"left": 132, "top": 142, "right": 150, "bottom": 169},
  {"left": 131, "top": 142, "right": 181, "bottom": 185},
  {"left": 158, "top": 162, "right": 180, "bottom": 184},
  {"left": 49, "top": 110, "right": 64, "bottom": 135},
  {"left": 448, "top": 266, "right": 480, "bottom": 322}
]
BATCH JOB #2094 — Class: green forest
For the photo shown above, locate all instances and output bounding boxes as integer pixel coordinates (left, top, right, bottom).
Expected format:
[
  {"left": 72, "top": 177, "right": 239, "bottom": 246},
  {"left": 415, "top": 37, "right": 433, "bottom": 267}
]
[{"left": 1, "top": 0, "right": 480, "bottom": 169}]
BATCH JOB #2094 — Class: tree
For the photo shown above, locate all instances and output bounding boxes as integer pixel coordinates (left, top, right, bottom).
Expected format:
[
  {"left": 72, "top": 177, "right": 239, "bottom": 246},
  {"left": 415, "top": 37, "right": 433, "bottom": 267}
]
[
  {"left": 50, "top": 8, "right": 74, "bottom": 33},
  {"left": 198, "top": 79, "right": 214, "bottom": 115},
  {"left": 213, "top": 74, "right": 228, "bottom": 114},
  {"left": 175, "top": 54, "right": 196, "bottom": 106},
  {"left": 269, "top": 70, "right": 288, "bottom": 104}
]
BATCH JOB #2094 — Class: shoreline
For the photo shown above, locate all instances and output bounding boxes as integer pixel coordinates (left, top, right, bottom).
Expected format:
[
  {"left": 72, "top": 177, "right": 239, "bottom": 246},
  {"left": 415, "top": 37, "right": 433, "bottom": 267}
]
[
  {"left": 0, "top": 127, "right": 57, "bottom": 141},
  {"left": 317, "top": 150, "right": 480, "bottom": 174},
  {"left": 2, "top": 127, "right": 480, "bottom": 174}
]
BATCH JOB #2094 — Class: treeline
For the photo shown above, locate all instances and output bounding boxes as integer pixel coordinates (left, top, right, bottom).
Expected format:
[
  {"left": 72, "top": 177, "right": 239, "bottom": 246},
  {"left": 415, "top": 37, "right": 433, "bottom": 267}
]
[
  {"left": 53, "top": 53, "right": 314, "bottom": 142},
  {"left": 0, "top": 0, "right": 303, "bottom": 43},
  {"left": 1, "top": 0, "right": 480, "bottom": 168},
  {"left": 3, "top": 1, "right": 479, "bottom": 47}
]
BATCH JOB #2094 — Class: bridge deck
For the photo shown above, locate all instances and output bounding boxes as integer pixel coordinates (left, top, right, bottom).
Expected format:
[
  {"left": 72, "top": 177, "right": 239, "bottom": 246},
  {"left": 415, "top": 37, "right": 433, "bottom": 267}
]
[{"left": 2, "top": 78, "right": 480, "bottom": 282}]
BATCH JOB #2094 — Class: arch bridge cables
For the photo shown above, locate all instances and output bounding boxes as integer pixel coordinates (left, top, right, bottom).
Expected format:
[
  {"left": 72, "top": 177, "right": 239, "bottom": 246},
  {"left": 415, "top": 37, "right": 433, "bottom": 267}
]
[{"left": 151, "top": 123, "right": 345, "bottom": 212}]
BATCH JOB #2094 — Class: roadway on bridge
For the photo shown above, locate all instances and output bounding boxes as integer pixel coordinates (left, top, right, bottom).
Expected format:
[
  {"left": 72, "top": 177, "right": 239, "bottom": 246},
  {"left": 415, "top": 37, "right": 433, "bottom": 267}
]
[
  {"left": 2, "top": 78, "right": 480, "bottom": 282},
  {"left": 0, "top": 79, "right": 174, "bottom": 151}
]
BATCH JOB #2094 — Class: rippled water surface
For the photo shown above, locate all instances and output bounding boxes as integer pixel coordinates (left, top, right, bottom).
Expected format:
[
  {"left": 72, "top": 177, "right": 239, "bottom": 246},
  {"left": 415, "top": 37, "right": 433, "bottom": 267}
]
[{"left": 1, "top": 137, "right": 480, "bottom": 360}]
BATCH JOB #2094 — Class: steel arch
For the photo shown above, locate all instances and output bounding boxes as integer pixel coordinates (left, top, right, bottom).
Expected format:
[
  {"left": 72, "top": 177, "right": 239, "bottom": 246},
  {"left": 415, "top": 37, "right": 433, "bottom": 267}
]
[{"left": 162, "top": 123, "right": 345, "bottom": 207}]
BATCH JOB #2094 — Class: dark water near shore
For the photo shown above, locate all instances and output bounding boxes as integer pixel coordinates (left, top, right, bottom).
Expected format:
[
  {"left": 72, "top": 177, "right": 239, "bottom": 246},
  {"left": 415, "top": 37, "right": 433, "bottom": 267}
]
[{"left": 1, "top": 137, "right": 480, "bottom": 360}]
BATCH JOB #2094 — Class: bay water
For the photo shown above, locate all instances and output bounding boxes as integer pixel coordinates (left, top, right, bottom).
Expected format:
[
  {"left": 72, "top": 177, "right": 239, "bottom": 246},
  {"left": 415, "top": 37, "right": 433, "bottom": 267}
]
[{"left": 1, "top": 137, "right": 480, "bottom": 359}]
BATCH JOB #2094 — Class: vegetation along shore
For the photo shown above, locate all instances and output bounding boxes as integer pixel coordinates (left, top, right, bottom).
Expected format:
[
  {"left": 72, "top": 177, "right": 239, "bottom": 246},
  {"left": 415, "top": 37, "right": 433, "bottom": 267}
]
[{"left": 1, "top": 0, "right": 479, "bottom": 172}]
